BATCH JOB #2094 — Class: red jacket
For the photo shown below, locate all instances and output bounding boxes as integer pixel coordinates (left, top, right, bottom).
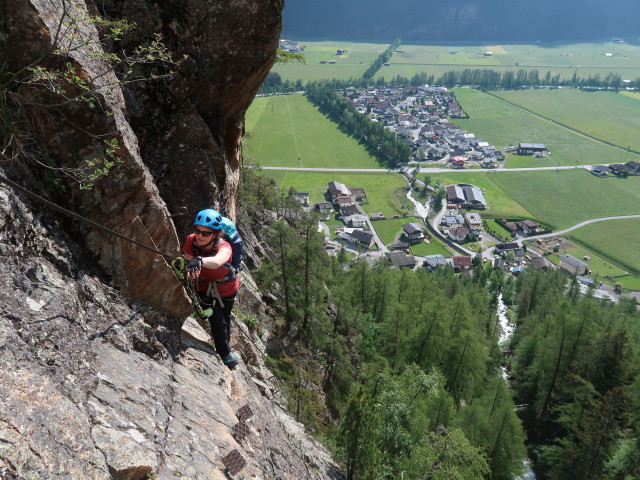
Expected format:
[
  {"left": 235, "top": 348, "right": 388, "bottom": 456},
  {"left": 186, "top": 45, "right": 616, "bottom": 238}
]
[{"left": 184, "top": 235, "right": 239, "bottom": 298}]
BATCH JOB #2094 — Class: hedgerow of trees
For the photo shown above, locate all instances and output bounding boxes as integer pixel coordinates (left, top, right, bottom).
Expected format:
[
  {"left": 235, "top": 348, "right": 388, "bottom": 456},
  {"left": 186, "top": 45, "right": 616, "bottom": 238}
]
[{"left": 305, "top": 82, "right": 411, "bottom": 168}]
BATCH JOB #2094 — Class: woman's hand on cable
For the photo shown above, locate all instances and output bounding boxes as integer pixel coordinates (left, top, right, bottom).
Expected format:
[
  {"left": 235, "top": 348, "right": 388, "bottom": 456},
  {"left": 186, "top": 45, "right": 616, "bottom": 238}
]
[{"left": 186, "top": 256, "right": 203, "bottom": 279}]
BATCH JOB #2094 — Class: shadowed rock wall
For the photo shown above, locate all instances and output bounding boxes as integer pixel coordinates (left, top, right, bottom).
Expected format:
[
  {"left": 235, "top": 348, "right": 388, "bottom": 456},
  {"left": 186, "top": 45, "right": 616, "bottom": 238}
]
[{"left": 1, "top": 0, "right": 281, "bottom": 315}]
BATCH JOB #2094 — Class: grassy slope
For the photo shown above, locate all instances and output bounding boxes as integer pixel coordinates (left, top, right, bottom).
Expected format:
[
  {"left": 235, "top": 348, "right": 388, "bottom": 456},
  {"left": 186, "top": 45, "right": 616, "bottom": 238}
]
[
  {"left": 451, "top": 88, "right": 638, "bottom": 166},
  {"left": 492, "top": 89, "right": 640, "bottom": 152},
  {"left": 245, "top": 94, "right": 380, "bottom": 168}
]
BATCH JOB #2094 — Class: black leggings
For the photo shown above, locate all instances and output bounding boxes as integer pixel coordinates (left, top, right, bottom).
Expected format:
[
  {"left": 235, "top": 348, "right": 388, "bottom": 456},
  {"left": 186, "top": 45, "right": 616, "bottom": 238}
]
[{"left": 198, "top": 292, "right": 236, "bottom": 359}]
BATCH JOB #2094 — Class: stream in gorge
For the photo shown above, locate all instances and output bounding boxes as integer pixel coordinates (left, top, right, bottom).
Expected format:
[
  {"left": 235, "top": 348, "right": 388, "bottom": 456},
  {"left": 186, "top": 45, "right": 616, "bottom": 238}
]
[
  {"left": 408, "top": 182, "right": 536, "bottom": 479},
  {"left": 497, "top": 293, "right": 537, "bottom": 480}
]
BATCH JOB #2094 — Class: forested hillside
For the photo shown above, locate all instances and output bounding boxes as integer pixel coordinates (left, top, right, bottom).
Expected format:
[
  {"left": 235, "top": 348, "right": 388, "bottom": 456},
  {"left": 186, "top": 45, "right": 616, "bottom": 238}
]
[
  {"left": 240, "top": 167, "right": 640, "bottom": 480},
  {"left": 282, "top": 0, "right": 640, "bottom": 43}
]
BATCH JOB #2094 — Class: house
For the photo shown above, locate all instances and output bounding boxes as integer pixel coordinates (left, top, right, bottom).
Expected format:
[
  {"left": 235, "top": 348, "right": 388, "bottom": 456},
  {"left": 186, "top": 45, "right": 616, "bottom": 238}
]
[
  {"left": 443, "top": 214, "right": 465, "bottom": 227},
  {"left": 625, "top": 161, "right": 640, "bottom": 175},
  {"left": 518, "top": 143, "right": 546, "bottom": 155},
  {"left": 351, "top": 229, "right": 374, "bottom": 248},
  {"left": 531, "top": 256, "right": 553, "bottom": 270},
  {"left": 351, "top": 188, "right": 367, "bottom": 202},
  {"left": 403, "top": 222, "right": 425, "bottom": 241},
  {"left": 495, "top": 242, "right": 520, "bottom": 254},
  {"left": 390, "top": 240, "right": 410, "bottom": 252},
  {"left": 327, "top": 181, "right": 350, "bottom": 199},
  {"left": 464, "top": 213, "right": 483, "bottom": 232},
  {"left": 451, "top": 156, "right": 466, "bottom": 169},
  {"left": 559, "top": 254, "right": 588, "bottom": 275},
  {"left": 295, "top": 192, "right": 310, "bottom": 207},
  {"left": 576, "top": 275, "right": 595, "bottom": 287},
  {"left": 590, "top": 165, "right": 609, "bottom": 177},
  {"left": 424, "top": 254, "right": 448, "bottom": 271},
  {"left": 493, "top": 258, "right": 506, "bottom": 271},
  {"left": 448, "top": 227, "right": 469, "bottom": 243},
  {"left": 446, "top": 185, "right": 465, "bottom": 204},
  {"left": 518, "top": 220, "right": 539, "bottom": 235},
  {"left": 344, "top": 214, "right": 368, "bottom": 228},
  {"left": 452, "top": 256, "right": 472, "bottom": 272},
  {"left": 340, "top": 204, "right": 360, "bottom": 218},
  {"left": 511, "top": 266, "right": 525, "bottom": 275},
  {"left": 460, "top": 185, "right": 486, "bottom": 208},
  {"left": 370, "top": 212, "right": 385, "bottom": 221},
  {"left": 334, "top": 195, "right": 355, "bottom": 207},
  {"left": 387, "top": 251, "right": 416, "bottom": 269},
  {"left": 314, "top": 202, "right": 334, "bottom": 214}
]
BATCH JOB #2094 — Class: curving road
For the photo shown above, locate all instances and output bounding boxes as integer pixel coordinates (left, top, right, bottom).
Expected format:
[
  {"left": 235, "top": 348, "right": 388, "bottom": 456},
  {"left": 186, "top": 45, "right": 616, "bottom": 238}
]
[{"left": 522, "top": 215, "right": 640, "bottom": 242}]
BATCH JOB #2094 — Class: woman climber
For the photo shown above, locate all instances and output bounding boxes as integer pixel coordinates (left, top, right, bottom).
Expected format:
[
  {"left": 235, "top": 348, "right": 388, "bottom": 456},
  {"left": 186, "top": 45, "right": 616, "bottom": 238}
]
[{"left": 183, "top": 208, "right": 240, "bottom": 368}]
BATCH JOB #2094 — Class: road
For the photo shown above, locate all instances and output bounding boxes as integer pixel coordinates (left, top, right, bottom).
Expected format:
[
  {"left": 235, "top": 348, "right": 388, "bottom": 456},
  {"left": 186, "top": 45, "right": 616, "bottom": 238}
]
[
  {"left": 261, "top": 164, "right": 610, "bottom": 173},
  {"left": 521, "top": 215, "right": 640, "bottom": 242}
]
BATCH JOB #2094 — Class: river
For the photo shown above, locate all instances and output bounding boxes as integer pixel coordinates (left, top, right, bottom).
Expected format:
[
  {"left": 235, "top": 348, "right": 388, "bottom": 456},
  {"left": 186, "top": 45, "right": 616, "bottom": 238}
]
[
  {"left": 406, "top": 187, "right": 429, "bottom": 219},
  {"left": 497, "top": 293, "right": 537, "bottom": 480}
]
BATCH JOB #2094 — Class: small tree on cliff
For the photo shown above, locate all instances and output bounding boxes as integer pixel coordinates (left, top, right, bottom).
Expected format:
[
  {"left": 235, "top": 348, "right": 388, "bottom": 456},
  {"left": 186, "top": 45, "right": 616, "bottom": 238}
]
[{"left": 1, "top": 0, "right": 183, "bottom": 189}]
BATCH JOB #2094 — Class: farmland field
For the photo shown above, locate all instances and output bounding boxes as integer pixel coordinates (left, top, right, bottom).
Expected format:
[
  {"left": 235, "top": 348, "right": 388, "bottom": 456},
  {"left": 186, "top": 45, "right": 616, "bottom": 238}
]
[
  {"left": 503, "top": 154, "right": 555, "bottom": 169},
  {"left": 429, "top": 170, "right": 640, "bottom": 230},
  {"left": 271, "top": 41, "right": 388, "bottom": 83},
  {"left": 491, "top": 89, "right": 640, "bottom": 152},
  {"left": 374, "top": 42, "right": 640, "bottom": 83},
  {"left": 566, "top": 218, "right": 640, "bottom": 275},
  {"left": 245, "top": 94, "right": 380, "bottom": 168},
  {"left": 426, "top": 172, "right": 534, "bottom": 220},
  {"left": 451, "top": 88, "right": 639, "bottom": 166},
  {"left": 551, "top": 243, "right": 627, "bottom": 277}
]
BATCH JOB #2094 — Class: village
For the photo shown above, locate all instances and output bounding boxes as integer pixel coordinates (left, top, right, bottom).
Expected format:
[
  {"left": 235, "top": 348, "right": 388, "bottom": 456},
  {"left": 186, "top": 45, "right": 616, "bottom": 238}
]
[
  {"left": 295, "top": 178, "right": 619, "bottom": 302},
  {"left": 336, "top": 85, "right": 504, "bottom": 168}
]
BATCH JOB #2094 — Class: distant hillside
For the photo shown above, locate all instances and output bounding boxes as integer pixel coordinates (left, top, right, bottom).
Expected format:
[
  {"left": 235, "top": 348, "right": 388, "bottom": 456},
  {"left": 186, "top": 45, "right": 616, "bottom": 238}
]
[{"left": 282, "top": 0, "right": 640, "bottom": 43}]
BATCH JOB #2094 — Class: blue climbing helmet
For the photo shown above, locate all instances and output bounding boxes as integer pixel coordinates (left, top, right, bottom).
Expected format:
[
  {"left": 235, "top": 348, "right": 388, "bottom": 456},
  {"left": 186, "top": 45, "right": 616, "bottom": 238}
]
[{"left": 194, "top": 209, "right": 223, "bottom": 230}]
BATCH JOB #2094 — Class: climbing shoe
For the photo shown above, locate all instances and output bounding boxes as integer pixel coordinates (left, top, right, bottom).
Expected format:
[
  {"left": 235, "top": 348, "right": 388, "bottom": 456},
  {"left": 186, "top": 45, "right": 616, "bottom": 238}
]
[{"left": 223, "top": 352, "right": 240, "bottom": 369}]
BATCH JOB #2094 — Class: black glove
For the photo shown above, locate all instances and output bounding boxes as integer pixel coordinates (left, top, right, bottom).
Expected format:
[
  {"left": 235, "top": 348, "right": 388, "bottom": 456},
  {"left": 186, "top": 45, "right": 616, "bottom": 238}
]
[{"left": 186, "top": 256, "right": 203, "bottom": 274}]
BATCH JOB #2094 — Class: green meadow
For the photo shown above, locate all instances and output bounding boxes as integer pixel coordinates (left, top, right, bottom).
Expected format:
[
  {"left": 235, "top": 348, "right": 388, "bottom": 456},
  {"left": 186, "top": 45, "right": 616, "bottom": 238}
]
[
  {"left": 451, "top": 88, "right": 638, "bottom": 166},
  {"left": 261, "top": 170, "right": 409, "bottom": 217},
  {"left": 411, "top": 239, "right": 454, "bottom": 257},
  {"left": 490, "top": 89, "right": 640, "bottom": 152},
  {"left": 566, "top": 218, "right": 640, "bottom": 276},
  {"left": 245, "top": 94, "right": 380, "bottom": 168},
  {"left": 427, "top": 172, "right": 534, "bottom": 220},
  {"left": 374, "top": 42, "right": 640, "bottom": 82},
  {"left": 430, "top": 170, "right": 640, "bottom": 230},
  {"left": 551, "top": 243, "right": 627, "bottom": 277},
  {"left": 272, "top": 41, "right": 388, "bottom": 83}
]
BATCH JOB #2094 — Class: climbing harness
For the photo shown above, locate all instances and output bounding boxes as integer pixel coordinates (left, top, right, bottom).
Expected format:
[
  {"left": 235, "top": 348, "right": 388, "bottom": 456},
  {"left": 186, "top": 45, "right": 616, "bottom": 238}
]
[{"left": 170, "top": 256, "right": 213, "bottom": 330}]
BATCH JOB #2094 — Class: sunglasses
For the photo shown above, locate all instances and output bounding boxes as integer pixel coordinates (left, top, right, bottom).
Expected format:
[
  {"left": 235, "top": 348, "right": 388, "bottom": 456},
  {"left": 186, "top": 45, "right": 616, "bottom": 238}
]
[{"left": 194, "top": 228, "right": 215, "bottom": 237}]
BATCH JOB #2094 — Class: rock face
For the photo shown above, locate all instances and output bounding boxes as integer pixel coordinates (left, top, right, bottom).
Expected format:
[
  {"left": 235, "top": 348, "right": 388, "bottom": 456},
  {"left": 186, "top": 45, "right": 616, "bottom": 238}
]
[
  {"left": 0, "top": 175, "right": 341, "bottom": 479},
  {"left": 0, "top": 1, "right": 342, "bottom": 479},
  {"left": 1, "top": 0, "right": 281, "bottom": 315}
]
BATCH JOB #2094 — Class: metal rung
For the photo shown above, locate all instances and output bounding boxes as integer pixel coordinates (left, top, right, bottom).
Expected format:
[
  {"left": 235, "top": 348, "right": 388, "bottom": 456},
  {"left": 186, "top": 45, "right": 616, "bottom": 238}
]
[
  {"left": 237, "top": 404, "right": 254, "bottom": 421},
  {"left": 233, "top": 420, "right": 251, "bottom": 440},
  {"left": 221, "top": 449, "right": 246, "bottom": 476}
]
